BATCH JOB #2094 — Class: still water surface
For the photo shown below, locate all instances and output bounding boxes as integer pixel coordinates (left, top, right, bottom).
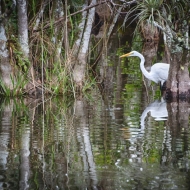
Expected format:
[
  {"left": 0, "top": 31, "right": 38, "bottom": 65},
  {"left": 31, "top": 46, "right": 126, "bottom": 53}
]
[
  {"left": 0, "top": 82, "right": 190, "bottom": 189},
  {"left": 0, "top": 38, "right": 190, "bottom": 189}
]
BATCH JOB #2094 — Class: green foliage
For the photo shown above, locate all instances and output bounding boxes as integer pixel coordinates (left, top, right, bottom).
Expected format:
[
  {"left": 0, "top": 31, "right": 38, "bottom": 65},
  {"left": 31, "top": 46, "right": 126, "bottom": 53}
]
[
  {"left": 166, "top": 0, "right": 188, "bottom": 19},
  {"left": 27, "top": 0, "right": 37, "bottom": 18},
  {"left": 14, "top": 51, "right": 30, "bottom": 72},
  {"left": 0, "top": 80, "right": 11, "bottom": 96},
  {"left": 122, "top": 0, "right": 189, "bottom": 39},
  {"left": 72, "top": 0, "right": 84, "bottom": 6},
  {"left": 11, "top": 74, "right": 28, "bottom": 96},
  {"left": 123, "top": 0, "right": 167, "bottom": 35},
  {"left": 8, "top": 36, "right": 30, "bottom": 72},
  {"left": 137, "top": 0, "right": 166, "bottom": 24},
  {"left": 0, "top": 72, "right": 28, "bottom": 97},
  {"left": 67, "top": 10, "right": 81, "bottom": 48}
]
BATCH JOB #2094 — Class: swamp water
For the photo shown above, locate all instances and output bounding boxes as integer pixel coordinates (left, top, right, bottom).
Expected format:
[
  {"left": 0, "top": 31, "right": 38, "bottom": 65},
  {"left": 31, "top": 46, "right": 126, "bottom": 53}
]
[
  {"left": 0, "top": 80, "right": 190, "bottom": 189},
  {"left": 0, "top": 40, "right": 190, "bottom": 190}
]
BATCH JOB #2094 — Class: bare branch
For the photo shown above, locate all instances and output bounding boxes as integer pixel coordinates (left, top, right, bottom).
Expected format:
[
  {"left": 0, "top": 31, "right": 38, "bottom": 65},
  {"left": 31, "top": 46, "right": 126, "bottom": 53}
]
[{"left": 33, "top": 0, "right": 110, "bottom": 32}]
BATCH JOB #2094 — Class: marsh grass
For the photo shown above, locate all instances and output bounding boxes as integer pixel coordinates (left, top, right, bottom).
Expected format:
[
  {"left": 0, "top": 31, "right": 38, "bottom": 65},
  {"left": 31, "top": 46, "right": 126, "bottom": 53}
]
[
  {"left": 0, "top": 72, "right": 28, "bottom": 97},
  {"left": 31, "top": 34, "right": 74, "bottom": 96},
  {"left": 28, "top": 0, "right": 92, "bottom": 97}
]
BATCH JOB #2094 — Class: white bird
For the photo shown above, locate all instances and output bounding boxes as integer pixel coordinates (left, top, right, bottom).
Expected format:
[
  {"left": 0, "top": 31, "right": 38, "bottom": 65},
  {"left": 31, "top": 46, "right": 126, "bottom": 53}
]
[{"left": 120, "top": 51, "right": 170, "bottom": 86}]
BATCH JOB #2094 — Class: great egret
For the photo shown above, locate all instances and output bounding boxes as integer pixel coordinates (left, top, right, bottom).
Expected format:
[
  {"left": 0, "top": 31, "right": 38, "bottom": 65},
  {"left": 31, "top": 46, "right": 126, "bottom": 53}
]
[{"left": 120, "top": 51, "right": 169, "bottom": 86}]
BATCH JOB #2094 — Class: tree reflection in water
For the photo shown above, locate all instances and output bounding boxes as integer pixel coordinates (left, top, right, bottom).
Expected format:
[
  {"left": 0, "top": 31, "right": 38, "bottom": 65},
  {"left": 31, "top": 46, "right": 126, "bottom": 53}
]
[{"left": 0, "top": 36, "right": 190, "bottom": 189}]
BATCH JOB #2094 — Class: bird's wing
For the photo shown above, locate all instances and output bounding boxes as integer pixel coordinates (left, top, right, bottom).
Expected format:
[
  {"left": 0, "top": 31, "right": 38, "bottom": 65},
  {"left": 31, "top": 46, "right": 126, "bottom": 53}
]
[{"left": 151, "top": 63, "right": 169, "bottom": 81}]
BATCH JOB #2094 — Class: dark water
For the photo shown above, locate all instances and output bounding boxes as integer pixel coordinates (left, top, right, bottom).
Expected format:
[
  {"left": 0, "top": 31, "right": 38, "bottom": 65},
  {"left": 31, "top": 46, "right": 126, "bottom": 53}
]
[
  {"left": 0, "top": 84, "right": 190, "bottom": 189},
  {"left": 1, "top": 39, "right": 190, "bottom": 189}
]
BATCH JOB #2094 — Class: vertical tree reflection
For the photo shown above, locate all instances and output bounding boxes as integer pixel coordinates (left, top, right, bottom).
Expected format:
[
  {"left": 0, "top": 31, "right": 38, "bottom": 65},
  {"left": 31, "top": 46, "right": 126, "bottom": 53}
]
[
  {"left": 74, "top": 99, "right": 98, "bottom": 188},
  {"left": 167, "top": 101, "right": 190, "bottom": 167},
  {"left": 0, "top": 100, "right": 12, "bottom": 188}
]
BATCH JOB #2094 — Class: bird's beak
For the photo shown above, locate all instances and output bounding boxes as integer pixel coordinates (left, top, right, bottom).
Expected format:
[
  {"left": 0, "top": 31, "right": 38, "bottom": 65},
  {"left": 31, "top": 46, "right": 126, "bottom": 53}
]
[{"left": 120, "top": 52, "right": 132, "bottom": 58}]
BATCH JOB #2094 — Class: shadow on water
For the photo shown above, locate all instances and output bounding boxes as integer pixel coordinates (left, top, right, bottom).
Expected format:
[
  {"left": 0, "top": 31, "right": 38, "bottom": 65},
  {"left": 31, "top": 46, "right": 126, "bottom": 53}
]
[{"left": 1, "top": 38, "right": 190, "bottom": 189}]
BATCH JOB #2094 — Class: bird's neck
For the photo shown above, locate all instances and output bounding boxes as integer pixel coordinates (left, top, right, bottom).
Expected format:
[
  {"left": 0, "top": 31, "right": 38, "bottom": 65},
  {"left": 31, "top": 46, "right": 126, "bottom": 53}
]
[{"left": 139, "top": 56, "right": 153, "bottom": 81}]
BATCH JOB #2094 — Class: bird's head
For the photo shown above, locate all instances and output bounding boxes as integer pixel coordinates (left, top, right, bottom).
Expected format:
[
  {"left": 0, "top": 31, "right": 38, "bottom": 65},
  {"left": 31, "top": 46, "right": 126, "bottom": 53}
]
[{"left": 120, "top": 51, "right": 138, "bottom": 58}]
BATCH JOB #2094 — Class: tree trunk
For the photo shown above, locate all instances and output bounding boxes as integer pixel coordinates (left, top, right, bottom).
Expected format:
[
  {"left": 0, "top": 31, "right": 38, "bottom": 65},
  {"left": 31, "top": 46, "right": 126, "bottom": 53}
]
[
  {"left": 0, "top": 4, "right": 14, "bottom": 90},
  {"left": 17, "top": 0, "right": 38, "bottom": 95},
  {"left": 72, "top": 0, "right": 96, "bottom": 90},
  {"left": 17, "top": 0, "right": 29, "bottom": 56},
  {"left": 151, "top": 20, "right": 190, "bottom": 99},
  {"left": 141, "top": 22, "right": 159, "bottom": 41},
  {"left": 166, "top": 53, "right": 179, "bottom": 100},
  {"left": 178, "top": 53, "right": 190, "bottom": 99},
  {"left": 166, "top": 50, "right": 190, "bottom": 100},
  {"left": 53, "top": 0, "right": 64, "bottom": 61}
]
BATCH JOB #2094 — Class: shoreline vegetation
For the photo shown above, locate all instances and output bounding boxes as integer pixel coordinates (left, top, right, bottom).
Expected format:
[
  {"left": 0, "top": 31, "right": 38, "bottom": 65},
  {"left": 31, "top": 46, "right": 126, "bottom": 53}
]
[{"left": 0, "top": 0, "right": 190, "bottom": 99}]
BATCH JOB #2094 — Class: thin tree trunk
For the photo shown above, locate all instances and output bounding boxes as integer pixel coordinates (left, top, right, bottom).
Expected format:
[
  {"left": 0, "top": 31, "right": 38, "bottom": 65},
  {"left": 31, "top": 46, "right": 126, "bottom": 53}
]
[
  {"left": 72, "top": 0, "right": 96, "bottom": 89},
  {"left": 17, "top": 0, "right": 39, "bottom": 94},
  {"left": 32, "top": 0, "right": 49, "bottom": 32},
  {"left": 53, "top": 0, "right": 65, "bottom": 62},
  {"left": 17, "top": 0, "right": 29, "bottom": 56}
]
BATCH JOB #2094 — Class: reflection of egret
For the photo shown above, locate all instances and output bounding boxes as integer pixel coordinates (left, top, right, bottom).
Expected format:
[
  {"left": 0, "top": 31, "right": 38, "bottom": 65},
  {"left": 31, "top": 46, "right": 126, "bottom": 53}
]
[
  {"left": 140, "top": 99, "right": 168, "bottom": 131},
  {"left": 120, "top": 51, "right": 169, "bottom": 86}
]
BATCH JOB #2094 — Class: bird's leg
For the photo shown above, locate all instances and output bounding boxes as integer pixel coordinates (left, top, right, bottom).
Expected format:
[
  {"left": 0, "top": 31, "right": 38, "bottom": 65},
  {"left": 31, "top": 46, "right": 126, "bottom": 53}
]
[
  {"left": 159, "top": 82, "right": 162, "bottom": 91},
  {"left": 160, "top": 81, "right": 167, "bottom": 91}
]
